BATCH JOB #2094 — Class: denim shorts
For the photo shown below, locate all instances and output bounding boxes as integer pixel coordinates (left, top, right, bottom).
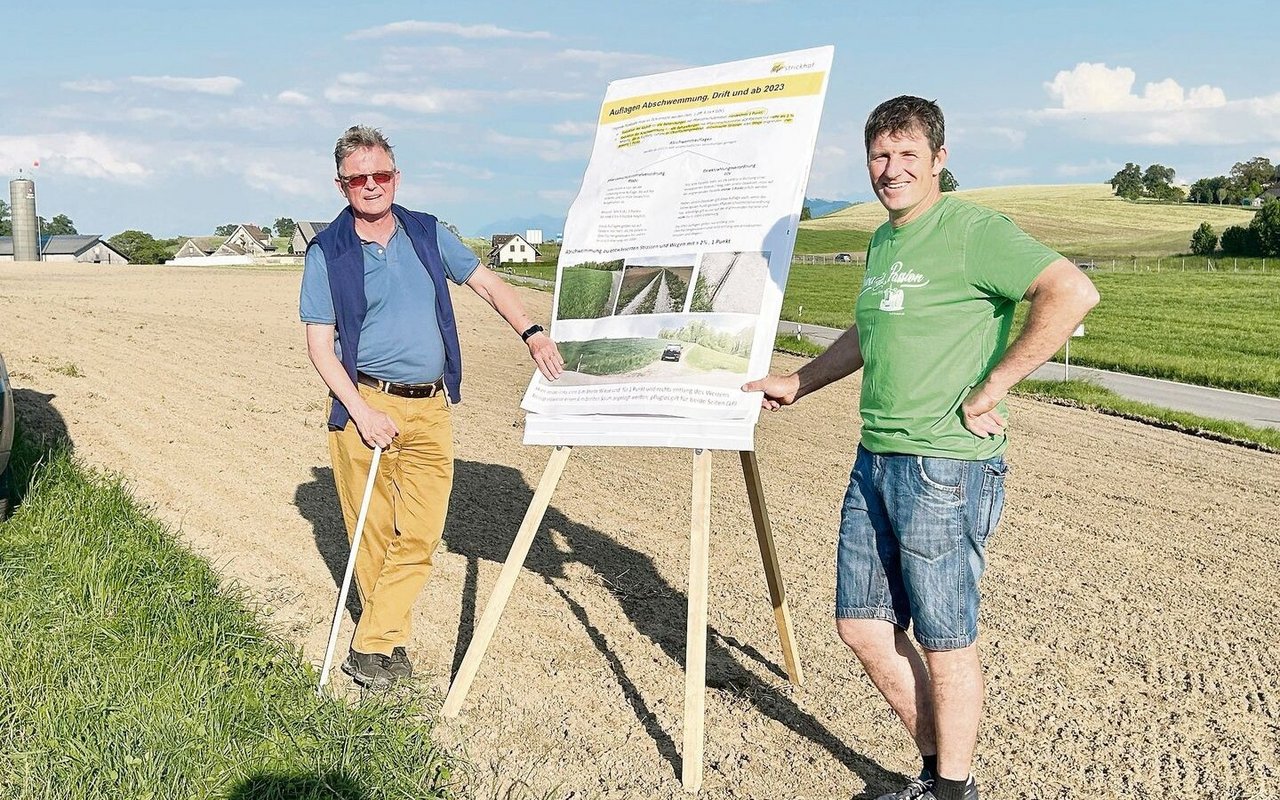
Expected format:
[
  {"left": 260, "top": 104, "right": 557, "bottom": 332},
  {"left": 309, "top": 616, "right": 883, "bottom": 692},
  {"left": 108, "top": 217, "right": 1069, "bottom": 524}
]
[{"left": 835, "top": 445, "right": 1007, "bottom": 650}]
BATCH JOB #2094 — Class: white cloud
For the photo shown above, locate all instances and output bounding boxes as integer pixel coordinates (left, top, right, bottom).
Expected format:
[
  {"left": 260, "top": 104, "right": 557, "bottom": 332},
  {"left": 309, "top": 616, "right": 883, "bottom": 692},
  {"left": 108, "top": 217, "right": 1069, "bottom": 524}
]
[
  {"left": 1037, "top": 63, "right": 1280, "bottom": 146},
  {"left": 1044, "top": 63, "right": 1225, "bottom": 112},
  {"left": 0, "top": 133, "right": 150, "bottom": 182},
  {"left": 131, "top": 75, "right": 243, "bottom": 95},
  {"left": 277, "top": 90, "right": 312, "bottom": 106},
  {"left": 382, "top": 45, "right": 491, "bottom": 72},
  {"left": 241, "top": 160, "right": 321, "bottom": 197},
  {"left": 61, "top": 79, "right": 117, "bottom": 93},
  {"left": 485, "top": 131, "right": 589, "bottom": 163},
  {"left": 325, "top": 80, "right": 583, "bottom": 114},
  {"left": 553, "top": 49, "right": 688, "bottom": 77},
  {"left": 325, "top": 84, "right": 482, "bottom": 114},
  {"left": 551, "top": 120, "right": 597, "bottom": 137},
  {"left": 167, "top": 143, "right": 334, "bottom": 199},
  {"left": 348, "top": 20, "right": 552, "bottom": 41}
]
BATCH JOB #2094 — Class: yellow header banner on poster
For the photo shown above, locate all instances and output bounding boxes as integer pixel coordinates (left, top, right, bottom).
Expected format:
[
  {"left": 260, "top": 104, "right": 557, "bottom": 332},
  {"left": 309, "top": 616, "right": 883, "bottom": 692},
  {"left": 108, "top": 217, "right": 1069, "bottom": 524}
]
[{"left": 599, "top": 71, "right": 825, "bottom": 123}]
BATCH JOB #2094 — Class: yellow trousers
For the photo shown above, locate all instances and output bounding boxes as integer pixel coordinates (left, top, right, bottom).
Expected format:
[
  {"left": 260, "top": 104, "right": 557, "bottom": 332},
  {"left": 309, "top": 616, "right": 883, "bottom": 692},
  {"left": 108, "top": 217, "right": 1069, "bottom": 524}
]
[{"left": 328, "top": 384, "right": 453, "bottom": 656}]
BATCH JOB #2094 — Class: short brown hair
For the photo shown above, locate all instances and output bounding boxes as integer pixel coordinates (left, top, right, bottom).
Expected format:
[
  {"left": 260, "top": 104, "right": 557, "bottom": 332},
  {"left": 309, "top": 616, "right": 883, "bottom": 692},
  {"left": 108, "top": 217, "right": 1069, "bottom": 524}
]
[
  {"left": 864, "top": 96, "right": 944, "bottom": 155},
  {"left": 334, "top": 125, "right": 396, "bottom": 173}
]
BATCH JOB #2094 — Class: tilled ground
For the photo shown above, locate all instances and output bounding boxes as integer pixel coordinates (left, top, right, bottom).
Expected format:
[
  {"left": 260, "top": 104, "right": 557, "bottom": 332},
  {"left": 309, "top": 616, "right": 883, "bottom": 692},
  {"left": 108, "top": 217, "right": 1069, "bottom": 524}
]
[{"left": 1, "top": 261, "right": 1276, "bottom": 799}]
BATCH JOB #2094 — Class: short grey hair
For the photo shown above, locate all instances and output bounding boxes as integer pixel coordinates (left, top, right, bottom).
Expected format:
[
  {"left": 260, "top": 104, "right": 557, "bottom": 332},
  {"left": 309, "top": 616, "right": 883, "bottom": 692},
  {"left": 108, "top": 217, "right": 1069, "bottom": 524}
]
[{"left": 333, "top": 125, "right": 395, "bottom": 173}]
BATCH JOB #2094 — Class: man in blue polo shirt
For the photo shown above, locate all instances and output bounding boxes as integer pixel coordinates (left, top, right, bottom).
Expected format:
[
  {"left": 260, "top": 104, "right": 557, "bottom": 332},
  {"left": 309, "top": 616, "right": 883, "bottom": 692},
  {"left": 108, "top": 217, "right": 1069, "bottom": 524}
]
[{"left": 300, "top": 125, "right": 563, "bottom": 690}]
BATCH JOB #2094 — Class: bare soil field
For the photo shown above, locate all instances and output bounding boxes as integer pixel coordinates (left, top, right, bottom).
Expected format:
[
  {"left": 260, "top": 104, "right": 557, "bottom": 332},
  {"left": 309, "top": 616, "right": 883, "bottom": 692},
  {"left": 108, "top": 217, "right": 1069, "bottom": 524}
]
[{"left": 1, "top": 262, "right": 1277, "bottom": 799}]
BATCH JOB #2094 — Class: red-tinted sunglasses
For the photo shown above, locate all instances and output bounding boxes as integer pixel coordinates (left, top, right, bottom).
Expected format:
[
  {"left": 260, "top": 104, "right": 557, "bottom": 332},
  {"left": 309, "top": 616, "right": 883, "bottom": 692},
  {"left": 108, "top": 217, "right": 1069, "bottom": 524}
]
[{"left": 338, "top": 171, "right": 396, "bottom": 189}]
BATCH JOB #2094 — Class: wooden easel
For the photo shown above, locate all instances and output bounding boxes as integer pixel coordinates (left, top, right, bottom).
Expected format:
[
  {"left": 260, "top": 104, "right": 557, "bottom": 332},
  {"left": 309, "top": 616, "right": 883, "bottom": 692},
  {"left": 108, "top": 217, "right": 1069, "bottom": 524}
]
[{"left": 441, "top": 444, "right": 803, "bottom": 792}]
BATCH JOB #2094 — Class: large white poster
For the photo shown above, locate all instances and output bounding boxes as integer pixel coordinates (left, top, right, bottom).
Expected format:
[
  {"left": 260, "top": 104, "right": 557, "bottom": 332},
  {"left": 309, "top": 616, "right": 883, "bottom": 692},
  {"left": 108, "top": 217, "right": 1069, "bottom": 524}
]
[{"left": 523, "top": 46, "right": 833, "bottom": 451}]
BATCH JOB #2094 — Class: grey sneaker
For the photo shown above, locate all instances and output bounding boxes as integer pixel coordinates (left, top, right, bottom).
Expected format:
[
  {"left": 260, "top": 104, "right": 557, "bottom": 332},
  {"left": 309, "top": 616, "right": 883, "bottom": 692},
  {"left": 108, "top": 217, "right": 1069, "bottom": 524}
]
[
  {"left": 876, "top": 772, "right": 933, "bottom": 800},
  {"left": 341, "top": 650, "right": 395, "bottom": 690},
  {"left": 387, "top": 646, "right": 414, "bottom": 679}
]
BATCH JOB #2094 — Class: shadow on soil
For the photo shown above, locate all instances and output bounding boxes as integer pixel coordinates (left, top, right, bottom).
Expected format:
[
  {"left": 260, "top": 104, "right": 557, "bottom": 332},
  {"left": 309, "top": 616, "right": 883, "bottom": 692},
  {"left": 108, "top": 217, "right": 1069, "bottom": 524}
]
[
  {"left": 445, "top": 458, "right": 896, "bottom": 792},
  {"left": 293, "top": 455, "right": 898, "bottom": 793},
  {"left": 296, "top": 466, "right": 363, "bottom": 621}
]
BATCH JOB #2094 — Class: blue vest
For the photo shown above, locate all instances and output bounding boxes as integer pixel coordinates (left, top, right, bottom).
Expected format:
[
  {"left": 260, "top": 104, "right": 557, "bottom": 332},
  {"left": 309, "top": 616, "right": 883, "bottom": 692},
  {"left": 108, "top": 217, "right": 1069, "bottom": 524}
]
[{"left": 312, "top": 204, "right": 463, "bottom": 430}]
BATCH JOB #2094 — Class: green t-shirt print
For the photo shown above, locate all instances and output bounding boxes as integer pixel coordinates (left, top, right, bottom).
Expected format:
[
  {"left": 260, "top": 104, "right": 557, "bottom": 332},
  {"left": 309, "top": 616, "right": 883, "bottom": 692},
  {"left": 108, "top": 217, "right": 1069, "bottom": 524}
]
[{"left": 855, "top": 196, "right": 1061, "bottom": 460}]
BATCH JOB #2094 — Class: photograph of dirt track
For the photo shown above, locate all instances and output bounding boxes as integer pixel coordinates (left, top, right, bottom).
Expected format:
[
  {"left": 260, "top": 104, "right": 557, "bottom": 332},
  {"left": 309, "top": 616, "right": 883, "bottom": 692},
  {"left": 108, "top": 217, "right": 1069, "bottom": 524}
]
[{"left": 1, "top": 261, "right": 1276, "bottom": 798}]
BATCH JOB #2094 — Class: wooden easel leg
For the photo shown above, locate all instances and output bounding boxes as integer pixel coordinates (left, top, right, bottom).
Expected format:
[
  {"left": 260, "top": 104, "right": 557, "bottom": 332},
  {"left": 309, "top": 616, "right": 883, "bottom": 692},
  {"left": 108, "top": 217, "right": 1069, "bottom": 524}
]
[
  {"left": 739, "top": 450, "right": 804, "bottom": 686},
  {"left": 441, "top": 445, "right": 573, "bottom": 718},
  {"left": 682, "top": 448, "right": 712, "bottom": 793}
]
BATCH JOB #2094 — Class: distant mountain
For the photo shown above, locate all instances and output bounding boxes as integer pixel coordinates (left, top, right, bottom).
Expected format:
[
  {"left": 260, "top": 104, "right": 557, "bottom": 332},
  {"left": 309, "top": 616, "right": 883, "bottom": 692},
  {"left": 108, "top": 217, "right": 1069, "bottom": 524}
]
[
  {"left": 804, "top": 197, "right": 855, "bottom": 218},
  {"left": 474, "top": 214, "right": 566, "bottom": 240}
]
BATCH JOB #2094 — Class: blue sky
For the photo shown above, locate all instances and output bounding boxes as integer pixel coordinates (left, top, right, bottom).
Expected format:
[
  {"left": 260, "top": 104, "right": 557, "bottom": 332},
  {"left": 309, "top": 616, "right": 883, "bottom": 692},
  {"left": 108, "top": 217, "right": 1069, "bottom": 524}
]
[{"left": 4, "top": 0, "right": 1278, "bottom": 238}]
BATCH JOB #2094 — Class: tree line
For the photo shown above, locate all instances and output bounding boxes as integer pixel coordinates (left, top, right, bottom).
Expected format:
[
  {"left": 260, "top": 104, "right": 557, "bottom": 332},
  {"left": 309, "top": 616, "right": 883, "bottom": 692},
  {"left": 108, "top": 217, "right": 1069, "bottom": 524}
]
[
  {"left": 0, "top": 199, "right": 80, "bottom": 237},
  {"left": 1187, "top": 157, "right": 1278, "bottom": 206},
  {"left": 1111, "top": 156, "right": 1278, "bottom": 206},
  {"left": 1190, "top": 199, "right": 1280, "bottom": 257}
]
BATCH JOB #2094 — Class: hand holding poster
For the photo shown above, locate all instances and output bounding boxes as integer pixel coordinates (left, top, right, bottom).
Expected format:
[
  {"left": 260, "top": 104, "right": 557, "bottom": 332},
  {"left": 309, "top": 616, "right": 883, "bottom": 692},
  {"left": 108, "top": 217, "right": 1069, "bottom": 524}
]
[{"left": 523, "top": 47, "right": 834, "bottom": 451}]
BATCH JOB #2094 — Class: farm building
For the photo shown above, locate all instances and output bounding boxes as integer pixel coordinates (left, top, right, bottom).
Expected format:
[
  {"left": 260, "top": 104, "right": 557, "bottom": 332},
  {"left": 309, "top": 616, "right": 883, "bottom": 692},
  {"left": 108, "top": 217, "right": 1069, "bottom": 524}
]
[
  {"left": 291, "top": 221, "right": 329, "bottom": 254},
  {"left": 488, "top": 233, "right": 540, "bottom": 266},
  {"left": 214, "top": 224, "right": 275, "bottom": 258},
  {"left": 173, "top": 237, "right": 223, "bottom": 259},
  {"left": 0, "top": 235, "right": 130, "bottom": 264}
]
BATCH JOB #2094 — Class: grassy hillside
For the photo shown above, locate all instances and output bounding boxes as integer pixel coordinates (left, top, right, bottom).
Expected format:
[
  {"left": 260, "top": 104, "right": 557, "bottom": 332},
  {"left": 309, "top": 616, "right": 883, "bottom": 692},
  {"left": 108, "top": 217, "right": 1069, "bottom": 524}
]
[
  {"left": 801, "top": 184, "right": 1258, "bottom": 256},
  {"left": 793, "top": 228, "right": 872, "bottom": 255}
]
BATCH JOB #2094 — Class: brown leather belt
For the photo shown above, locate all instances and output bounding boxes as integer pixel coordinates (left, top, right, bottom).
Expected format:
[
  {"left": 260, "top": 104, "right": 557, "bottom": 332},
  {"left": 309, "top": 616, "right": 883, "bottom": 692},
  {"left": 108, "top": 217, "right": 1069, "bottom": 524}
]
[{"left": 356, "top": 371, "right": 445, "bottom": 399}]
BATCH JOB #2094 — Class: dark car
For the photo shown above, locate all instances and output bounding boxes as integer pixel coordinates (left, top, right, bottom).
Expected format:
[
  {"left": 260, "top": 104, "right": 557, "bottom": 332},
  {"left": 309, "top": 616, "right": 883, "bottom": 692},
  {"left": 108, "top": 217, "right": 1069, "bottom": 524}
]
[
  {"left": 834, "top": 252, "right": 853, "bottom": 263},
  {"left": 660, "top": 344, "right": 683, "bottom": 362},
  {"left": 0, "top": 352, "right": 14, "bottom": 518}
]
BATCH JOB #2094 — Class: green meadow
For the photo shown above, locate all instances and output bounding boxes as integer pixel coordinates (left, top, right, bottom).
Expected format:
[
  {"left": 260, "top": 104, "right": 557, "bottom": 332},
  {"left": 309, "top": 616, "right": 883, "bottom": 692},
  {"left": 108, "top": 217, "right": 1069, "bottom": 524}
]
[
  {"left": 779, "top": 265, "right": 1280, "bottom": 397},
  {"left": 559, "top": 338, "right": 665, "bottom": 374},
  {"left": 793, "top": 228, "right": 872, "bottom": 255},
  {"left": 684, "top": 343, "right": 748, "bottom": 372},
  {"left": 556, "top": 268, "right": 614, "bottom": 319},
  {"left": 0, "top": 431, "right": 460, "bottom": 800}
]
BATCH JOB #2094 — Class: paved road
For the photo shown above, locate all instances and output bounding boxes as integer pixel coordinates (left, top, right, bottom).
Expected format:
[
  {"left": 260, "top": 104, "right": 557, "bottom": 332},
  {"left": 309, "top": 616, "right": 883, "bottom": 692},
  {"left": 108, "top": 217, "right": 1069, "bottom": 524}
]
[{"left": 781, "top": 320, "right": 1280, "bottom": 431}]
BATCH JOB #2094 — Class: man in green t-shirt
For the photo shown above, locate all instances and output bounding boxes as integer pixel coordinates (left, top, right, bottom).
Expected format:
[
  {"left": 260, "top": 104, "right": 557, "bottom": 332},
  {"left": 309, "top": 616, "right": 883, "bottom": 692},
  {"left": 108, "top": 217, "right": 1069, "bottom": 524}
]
[{"left": 744, "top": 96, "right": 1098, "bottom": 800}]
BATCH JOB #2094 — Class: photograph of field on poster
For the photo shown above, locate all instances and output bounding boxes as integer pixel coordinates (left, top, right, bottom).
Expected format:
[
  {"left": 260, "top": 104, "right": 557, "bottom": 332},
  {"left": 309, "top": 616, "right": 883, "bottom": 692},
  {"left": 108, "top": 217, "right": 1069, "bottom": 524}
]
[
  {"left": 555, "top": 258, "right": 625, "bottom": 320},
  {"left": 553, "top": 316, "right": 755, "bottom": 388},
  {"left": 690, "top": 251, "right": 771, "bottom": 315},
  {"left": 614, "top": 256, "right": 696, "bottom": 315}
]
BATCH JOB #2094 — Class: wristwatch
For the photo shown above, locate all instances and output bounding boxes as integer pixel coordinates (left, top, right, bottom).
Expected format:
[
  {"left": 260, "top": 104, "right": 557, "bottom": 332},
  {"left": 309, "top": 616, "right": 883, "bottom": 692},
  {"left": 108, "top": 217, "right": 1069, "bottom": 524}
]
[{"left": 520, "top": 324, "right": 545, "bottom": 342}]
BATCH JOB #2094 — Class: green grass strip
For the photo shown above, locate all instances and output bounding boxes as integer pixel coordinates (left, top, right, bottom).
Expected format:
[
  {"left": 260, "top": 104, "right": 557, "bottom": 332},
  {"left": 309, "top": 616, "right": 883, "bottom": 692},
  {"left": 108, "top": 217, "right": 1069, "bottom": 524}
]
[
  {"left": 759, "top": 340, "right": 1280, "bottom": 451},
  {"left": 559, "top": 338, "right": 665, "bottom": 374},
  {"left": 684, "top": 344, "right": 747, "bottom": 372},
  {"left": 0, "top": 433, "right": 461, "bottom": 800},
  {"left": 556, "top": 269, "right": 613, "bottom": 319},
  {"left": 1013, "top": 379, "right": 1280, "bottom": 452}
]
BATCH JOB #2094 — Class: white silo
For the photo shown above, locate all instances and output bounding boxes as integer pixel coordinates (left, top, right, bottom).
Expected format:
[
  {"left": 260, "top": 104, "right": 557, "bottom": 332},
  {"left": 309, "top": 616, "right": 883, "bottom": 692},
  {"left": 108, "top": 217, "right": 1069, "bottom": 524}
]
[{"left": 9, "top": 176, "right": 39, "bottom": 262}]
